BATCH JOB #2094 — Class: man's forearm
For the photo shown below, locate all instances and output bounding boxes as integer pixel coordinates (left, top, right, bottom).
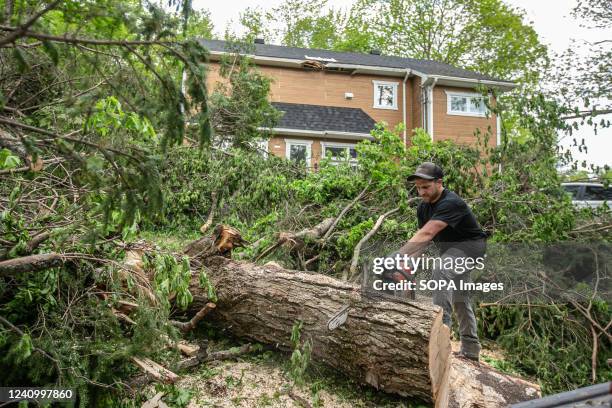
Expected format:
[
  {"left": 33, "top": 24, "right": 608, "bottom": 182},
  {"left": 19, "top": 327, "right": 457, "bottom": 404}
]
[{"left": 398, "top": 229, "right": 434, "bottom": 258}]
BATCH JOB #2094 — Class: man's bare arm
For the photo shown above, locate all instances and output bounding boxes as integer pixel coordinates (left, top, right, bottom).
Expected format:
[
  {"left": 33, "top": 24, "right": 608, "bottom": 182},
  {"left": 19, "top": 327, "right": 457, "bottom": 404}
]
[{"left": 398, "top": 220, "right": 448, "bottom": 258}]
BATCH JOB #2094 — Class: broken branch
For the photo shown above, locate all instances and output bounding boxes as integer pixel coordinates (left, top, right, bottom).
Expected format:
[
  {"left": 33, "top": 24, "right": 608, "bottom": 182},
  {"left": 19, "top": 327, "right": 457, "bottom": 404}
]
[
  {"left": 322, "top": 180, "right": 371, "bottom": 242},
  {"left": 130, "top": 357, "right": 179, "bottom": 384},
  {"left": 170, "top": 302, "right": 216, "bottom": 333},
  {"left": 199, "top": 191, "right": 218, "bottom": 235},
  {"left": 177, "top": 343, "right": 252, "bottom": 371},
  {"left": 347, "top": 207, "right": 399, "bottom": 280}
]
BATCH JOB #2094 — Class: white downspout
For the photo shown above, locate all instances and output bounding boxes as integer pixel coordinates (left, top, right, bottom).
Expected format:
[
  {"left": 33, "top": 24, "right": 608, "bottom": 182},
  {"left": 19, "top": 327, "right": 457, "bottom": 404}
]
[
  {"left": 420, "top": 77, "right": 429, "bottom": 134},
  {"left": 402, "top": 69, "right": 411, "bottom": 148},
  {"left": 496, "top": 113, "right": 502, "bottom": 173},
  {"left": 496, "top": 114, "right": 501, "bottom": 148},
  {"left": 428, "top": 78, "right": 438, "bottom": 140}
]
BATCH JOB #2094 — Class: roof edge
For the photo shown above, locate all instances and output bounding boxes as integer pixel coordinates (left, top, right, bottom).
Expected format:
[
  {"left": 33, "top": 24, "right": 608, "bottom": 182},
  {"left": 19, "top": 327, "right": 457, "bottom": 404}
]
[
  {"left": 413, "top": 69, "right": 517, "bottom": 90},
  {"left": 258, "top": 127, "right": 375, "bottom": 141},
  {"left": 206, "top": 46, "right": 516, "bottom": 90}
]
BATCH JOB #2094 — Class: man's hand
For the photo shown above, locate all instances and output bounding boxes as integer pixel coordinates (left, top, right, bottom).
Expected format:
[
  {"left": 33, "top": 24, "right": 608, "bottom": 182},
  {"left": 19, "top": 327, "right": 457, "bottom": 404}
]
[
  {"left": 390, "top": 272, "right": 405, "bottom": 282},
  {"left": 402, "top": 264, "right": 412, "bottom": 275},
  {"left": 391, "top": 265, "right": 412, "bottom": 282}
]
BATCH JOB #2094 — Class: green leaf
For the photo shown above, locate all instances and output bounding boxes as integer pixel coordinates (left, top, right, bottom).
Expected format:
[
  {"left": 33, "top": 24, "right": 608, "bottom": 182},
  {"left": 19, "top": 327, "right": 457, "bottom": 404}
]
[
  {"left": 8, "top": 332, "right": 33, "bottom": 364},
  {"left": 85, "top": 155, "right": 105, "bottom": 172},
  {"left": 11, "top": 48, "right": 29, "bottom": 73},
  {"left": 0, "top": 148, "right": 21, "bottom": 170},
  {"left": 42, "top": 40, "right": 59, "bottom": 65}
]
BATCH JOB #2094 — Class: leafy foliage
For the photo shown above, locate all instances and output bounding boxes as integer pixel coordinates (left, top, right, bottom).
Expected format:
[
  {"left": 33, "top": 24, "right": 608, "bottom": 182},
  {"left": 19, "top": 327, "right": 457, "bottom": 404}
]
[
  {"left": 208, "top": 46, "right": 282, "bottom": 149},
  {"left": 288, "top": 320, "right": 313, "bottom": 386},
  {"left": 478, "top": 302, "right": 611, "bottom": 393},
  {"left": 0, "top": 0, "right": 209, "bottom": 404},
  {"left": 0, "top": 148, "right": 20, "bottom": 169},
  {"left": 145, "top": 252, "right": 193, "bottom": 310}
]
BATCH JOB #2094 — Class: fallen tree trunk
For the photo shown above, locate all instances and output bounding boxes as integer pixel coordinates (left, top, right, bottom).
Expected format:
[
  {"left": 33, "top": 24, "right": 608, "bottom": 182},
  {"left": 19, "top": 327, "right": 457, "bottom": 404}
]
[
  {"left": 184, "top": 254, "right": 540, "bottom": 406},
  {"left": 188, "top": 256, "right": 452, "bottom": 405},
  {"left": 448, "top": 357, "right": 541, "bottom": 407}
]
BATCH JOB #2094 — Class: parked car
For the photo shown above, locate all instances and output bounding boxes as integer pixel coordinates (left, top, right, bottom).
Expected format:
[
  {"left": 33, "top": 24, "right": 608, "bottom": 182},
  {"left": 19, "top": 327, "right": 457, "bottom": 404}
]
[{"left": 561, "top": 182, "right": 612, "bottom": 209}]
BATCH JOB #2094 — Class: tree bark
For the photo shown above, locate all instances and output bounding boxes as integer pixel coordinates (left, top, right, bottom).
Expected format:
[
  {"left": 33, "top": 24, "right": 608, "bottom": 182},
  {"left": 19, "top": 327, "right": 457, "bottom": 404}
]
[
  {"left": 0, "top": 253, "right": 64, "bottom": 276},
  {"left": 255, "top": 218, "right": 335, "bottom": 262},
  {"left": 188, "top": 256, "right": 451, "bottom": 405},
  {"left": 185, "top": 224, "right": 246, "bottom": 261}
]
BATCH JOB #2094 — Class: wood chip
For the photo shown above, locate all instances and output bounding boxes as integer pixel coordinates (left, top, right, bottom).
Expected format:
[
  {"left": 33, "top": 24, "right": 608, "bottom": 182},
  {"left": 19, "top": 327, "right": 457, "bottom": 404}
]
[
  {"left": 142, "top": 392, "right": 164, "bottom": 408},
  {"left": 131, "top": 357, "right": 179, "bottom": 384},
  {"left": 177, "top": 341, "right": 200, "bottom": 357}
]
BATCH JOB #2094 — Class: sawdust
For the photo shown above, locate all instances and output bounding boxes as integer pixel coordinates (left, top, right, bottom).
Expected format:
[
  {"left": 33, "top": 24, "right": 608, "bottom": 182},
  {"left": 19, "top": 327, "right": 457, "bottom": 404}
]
[
  {"left": 177, "top": 359, "right": 381, "bottom": 408},
  {"left": 450, "top": 340, "right": 505, "bottom": 362},
  {"left": 166, "top": 340, "right": 536, "bottom": 408}
]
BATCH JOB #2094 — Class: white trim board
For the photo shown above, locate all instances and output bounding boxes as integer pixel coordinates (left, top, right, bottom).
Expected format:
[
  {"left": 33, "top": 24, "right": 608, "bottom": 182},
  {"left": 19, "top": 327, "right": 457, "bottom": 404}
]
[{"left": 257, "top": 127, "right": 374, "bottom": 141}]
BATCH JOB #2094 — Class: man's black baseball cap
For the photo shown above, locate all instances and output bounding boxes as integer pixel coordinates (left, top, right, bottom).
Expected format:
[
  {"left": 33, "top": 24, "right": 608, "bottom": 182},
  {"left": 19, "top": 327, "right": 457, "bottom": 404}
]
[{"left": 407, "top": 162, "right": 444, "bottom": 181}]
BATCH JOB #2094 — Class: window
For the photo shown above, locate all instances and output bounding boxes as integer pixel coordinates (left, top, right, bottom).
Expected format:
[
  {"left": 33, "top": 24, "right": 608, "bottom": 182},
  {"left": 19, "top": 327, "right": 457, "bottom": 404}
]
[
  {"left": 251, "top": 138, "right": 268, "bottom": 157},
  {"left": 583, "top": 185, "right": 612, "bottom": 201},
  {"left": 446, "top": 91, "right": 488, "bottom": 117},
  {"left": 285, "top": 139, "right": 312, "bottom": 167},
  {"left": 322, "top": 142, "right": 357, "bottom": 166},
  {"left": 373, "top": 81, "right": 398, "bottom": 110},
  {"left": 562, "top": 185, "right": 581, "bottom": 199}
]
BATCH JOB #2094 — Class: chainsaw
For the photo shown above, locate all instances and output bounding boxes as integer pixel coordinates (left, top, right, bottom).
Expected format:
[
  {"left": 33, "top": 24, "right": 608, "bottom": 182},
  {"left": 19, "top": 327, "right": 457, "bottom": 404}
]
[
  {"left": 327, "top": 252, "right": 416, "bottom": 332},
  {"left": 379, "top": 251, "right": 417, "bottom": 300}
]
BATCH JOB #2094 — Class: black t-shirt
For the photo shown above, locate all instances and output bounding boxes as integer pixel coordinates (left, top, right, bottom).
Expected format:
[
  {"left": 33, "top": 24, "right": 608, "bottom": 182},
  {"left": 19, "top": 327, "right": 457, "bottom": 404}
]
[{"left": 417, "top": 189, "right": 486, "bottom": 255}]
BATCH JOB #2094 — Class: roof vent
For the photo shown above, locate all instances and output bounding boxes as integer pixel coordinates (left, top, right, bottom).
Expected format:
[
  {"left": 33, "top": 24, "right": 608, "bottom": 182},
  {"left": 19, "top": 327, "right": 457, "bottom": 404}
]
[
  {"left": 254, "top": 38, "right": 265, "bottom": 44},
  {"left": 369, "top": 49, "right": 381, "bottom": 55}
]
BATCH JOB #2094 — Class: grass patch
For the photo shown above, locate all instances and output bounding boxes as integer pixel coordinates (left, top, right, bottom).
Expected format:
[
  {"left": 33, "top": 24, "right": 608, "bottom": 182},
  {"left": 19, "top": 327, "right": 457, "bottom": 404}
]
[{"left": 139, "top": 229, "right": 201, "bottom": 252}]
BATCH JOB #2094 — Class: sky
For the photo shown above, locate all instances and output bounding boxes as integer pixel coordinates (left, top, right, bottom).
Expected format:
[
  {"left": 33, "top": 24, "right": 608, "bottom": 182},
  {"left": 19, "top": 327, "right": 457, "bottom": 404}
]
[{"left": 193, "top": 0, "right": 611, "bottom": 170}]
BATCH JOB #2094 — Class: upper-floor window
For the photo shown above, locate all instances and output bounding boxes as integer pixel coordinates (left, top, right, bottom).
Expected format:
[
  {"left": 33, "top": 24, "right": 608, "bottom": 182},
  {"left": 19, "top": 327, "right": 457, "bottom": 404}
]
[
  {"left": 373, "top": 81, "right": 398, "bottom": 110},
  {"left": 446, "top": 91, "right": 488, "bottom": 117}
]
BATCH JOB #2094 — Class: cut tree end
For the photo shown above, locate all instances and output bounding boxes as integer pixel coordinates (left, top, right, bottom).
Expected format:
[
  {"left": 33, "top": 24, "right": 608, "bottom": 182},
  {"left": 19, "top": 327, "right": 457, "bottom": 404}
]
[{"left": 429, "top": 308, "right": 452, "bottom": 408}]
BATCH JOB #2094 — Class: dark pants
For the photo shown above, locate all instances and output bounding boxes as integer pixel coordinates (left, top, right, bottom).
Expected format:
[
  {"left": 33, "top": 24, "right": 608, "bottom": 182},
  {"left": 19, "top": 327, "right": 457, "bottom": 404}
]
[{"left": 431, "top": 242, "right": 485, "bottom": 359}]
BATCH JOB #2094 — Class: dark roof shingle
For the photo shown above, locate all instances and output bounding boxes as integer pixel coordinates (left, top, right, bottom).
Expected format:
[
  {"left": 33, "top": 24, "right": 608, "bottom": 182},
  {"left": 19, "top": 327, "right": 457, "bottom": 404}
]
[
  {"left": 271, "top": 102, "right": 376, "bottom": 134},
  {"left": 200, "top": 39, "right": 512, "bottom": 83}
]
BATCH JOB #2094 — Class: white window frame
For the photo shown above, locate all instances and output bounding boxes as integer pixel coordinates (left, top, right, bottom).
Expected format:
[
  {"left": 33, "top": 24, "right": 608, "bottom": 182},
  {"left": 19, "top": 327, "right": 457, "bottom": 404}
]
[
  {"left": 445, "top": 91, "right": 489, "bottom": 117},
  {"left": 373, "top": 80, "right": 399, "bottom": 110},
  {"left": 253, "top": 138, "right": 269, "bottom": 157},
  {"left": 285, "top": 139, "right": 312, "bottom": 167},
  {"left": 321, "top": 141, "right": 358, "bottom": 165}
]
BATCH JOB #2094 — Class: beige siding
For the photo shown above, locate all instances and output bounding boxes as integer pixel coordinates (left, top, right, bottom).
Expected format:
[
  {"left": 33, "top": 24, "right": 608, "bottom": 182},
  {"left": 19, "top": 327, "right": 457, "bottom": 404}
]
[
  {"left": 206, "top": 61, "right": 500, "bottom": 166},
  {"left": 206, "top": 62, "right": 409, "bottom": 132}
]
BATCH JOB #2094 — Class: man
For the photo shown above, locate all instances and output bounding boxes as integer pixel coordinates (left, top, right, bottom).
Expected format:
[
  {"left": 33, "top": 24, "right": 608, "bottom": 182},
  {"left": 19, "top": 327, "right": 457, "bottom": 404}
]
[{"left": 397, "top": 162, "right": 487, "bottom": 361}]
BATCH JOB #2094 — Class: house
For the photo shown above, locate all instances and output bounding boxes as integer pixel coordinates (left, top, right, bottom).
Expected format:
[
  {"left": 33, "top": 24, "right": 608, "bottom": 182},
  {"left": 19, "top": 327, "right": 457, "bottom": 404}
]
[{"left": 201, "top": 38, "right": 516, "bottom": 169}]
